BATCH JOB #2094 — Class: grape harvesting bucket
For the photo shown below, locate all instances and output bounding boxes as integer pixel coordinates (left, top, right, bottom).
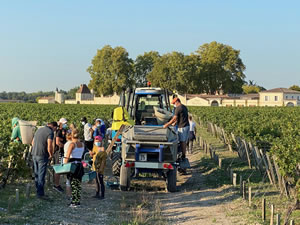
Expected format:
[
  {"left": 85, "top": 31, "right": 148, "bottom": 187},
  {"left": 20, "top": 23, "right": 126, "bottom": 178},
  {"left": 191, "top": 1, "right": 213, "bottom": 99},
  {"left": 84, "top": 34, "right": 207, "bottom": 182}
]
[{"left": 19, "top": 120, "right": 37, "bottom": 144}]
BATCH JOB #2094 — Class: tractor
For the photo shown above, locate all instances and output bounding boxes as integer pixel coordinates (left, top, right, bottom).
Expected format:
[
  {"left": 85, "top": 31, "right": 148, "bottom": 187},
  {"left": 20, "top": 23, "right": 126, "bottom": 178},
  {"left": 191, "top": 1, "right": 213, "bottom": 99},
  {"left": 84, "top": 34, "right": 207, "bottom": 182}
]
[{"left": 109, "top": 87, "right": 189, "bottom": 192}]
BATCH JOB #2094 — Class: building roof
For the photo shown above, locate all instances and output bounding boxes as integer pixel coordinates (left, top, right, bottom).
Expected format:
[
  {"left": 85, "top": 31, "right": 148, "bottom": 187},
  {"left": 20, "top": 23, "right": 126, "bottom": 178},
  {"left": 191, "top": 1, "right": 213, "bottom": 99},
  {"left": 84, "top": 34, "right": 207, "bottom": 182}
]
[
  {"left": 260, "top": 88, "right": 300, "bottom": 94},
  {"left": 39, "top": 96, "right": 55, "bottom": 100},
  {"left": 77, "top": 84, "right": 91, "bottom": 94},
  {"left": 186, "top": 94, "right": 230, "bottom": 100},
  {"left": 240, "top": 93, "right": 260, "bottom": 100}
]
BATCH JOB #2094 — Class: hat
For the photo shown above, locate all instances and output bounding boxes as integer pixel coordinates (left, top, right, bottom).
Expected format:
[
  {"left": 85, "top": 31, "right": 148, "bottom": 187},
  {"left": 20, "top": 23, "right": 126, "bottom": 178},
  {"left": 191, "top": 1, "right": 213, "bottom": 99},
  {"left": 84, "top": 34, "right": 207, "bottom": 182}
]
[
  {"left": 94, "top": 136, "right": 103, "bottom": 142},
  {"left": 171, "top": 97, "right": 179, "bottom": 104},
  {"left": 59, "top": 118, "right": 67, "bottom": 124},
  {"left": 95, "top": 118, "right": 102, "bottom": 122}
]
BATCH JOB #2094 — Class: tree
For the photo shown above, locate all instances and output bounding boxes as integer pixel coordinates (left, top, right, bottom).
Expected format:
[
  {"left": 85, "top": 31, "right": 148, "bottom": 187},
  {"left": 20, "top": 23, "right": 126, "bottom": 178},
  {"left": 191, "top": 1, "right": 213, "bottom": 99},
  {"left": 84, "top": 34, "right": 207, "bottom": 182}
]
[
  {"left": 195, "top": 41, "right": 246, "bottom": 94},
  {"left": 242, "top": 85, "right": 260, "bottom": 94},
  {"left": 147, "top": 52, "right": 195, "bottom": 93},
  {"left": 66, "top": 86, "right": 79, "bottom": 99},
  {"left": 87, "top": 45, "right": 134, "bottom": 96},
  {"left": 242, "top": 80, "right": 266, "bottom": 94},
  {"left": 134, "top": 51, "right": 160, "bottom": 87},
  {"left": 289, "top": 85, "right": 300, "bottom": 92}
]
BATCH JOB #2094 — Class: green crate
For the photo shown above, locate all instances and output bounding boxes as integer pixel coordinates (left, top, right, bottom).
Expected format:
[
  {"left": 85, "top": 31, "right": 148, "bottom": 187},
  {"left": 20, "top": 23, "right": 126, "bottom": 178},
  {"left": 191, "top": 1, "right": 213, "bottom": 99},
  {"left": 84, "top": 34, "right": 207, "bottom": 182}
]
[
  {"left": 82, "top": 171, "right": 96, "bottom": 182},
  {"left": 52, "top": 163, "right": 77, "bottom": 174}
]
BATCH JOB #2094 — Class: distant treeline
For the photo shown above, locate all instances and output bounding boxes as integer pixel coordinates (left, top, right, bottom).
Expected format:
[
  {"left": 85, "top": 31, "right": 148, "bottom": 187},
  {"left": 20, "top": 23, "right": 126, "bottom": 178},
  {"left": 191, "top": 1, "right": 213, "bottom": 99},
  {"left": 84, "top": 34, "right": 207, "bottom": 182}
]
[
  {"left": 0, "top": 91, "right": 54, "bottom": 103},
  {"left": 0, "top": 87, "right": 78, "bottom": 103}
]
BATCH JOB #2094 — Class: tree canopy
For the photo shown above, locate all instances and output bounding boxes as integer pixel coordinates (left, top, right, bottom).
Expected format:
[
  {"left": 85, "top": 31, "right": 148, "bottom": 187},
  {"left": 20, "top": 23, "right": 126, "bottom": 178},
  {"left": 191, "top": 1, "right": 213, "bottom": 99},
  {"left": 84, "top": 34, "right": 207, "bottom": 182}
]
[
  {"left": 289, "top": 85, "right": 300, "bottom": 92},
  {"left": 242, "top": 80, "right": 266, "bottom": 94},
  {"left": 87, "top": 45, "right": 134, "bottom": 96},
  {"left": 134, "top": 51, "right": 160, "bottom": 87},
  {"left": 195, "top": 41, "right": 246, "bottom": 94},
  {"left": 87, "top": 42, "right": 247, "bottom": 95}
]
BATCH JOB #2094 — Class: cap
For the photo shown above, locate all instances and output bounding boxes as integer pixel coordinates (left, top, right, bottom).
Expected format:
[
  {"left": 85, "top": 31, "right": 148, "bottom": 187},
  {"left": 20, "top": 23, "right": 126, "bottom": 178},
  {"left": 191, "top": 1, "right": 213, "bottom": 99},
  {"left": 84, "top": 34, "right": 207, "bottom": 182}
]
[
  {"left": 59, "top": 118, "right": 67, "bottom": 124},
  {"left": 94, "top": 135, "right": 103, "bottom": 141},
  {"left": 171, "top": 97, "right": 179, "bottom": 104}
]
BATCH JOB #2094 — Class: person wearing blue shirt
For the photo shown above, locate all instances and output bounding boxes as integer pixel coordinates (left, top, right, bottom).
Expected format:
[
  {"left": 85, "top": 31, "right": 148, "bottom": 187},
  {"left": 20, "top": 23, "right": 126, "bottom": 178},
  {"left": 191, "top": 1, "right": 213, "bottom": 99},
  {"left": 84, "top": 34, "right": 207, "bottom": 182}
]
[{"left": 93, "top": 119, "right": 106, "bottom": 139}]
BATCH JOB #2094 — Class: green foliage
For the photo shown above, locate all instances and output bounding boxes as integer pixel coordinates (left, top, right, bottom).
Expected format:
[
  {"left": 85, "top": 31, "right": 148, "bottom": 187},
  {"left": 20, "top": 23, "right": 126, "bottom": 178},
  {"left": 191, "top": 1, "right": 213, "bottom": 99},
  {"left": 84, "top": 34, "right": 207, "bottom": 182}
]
[
  {"left": 242, "top": 80, "right": 266, "bottom": 94},
  {"left": 0, "top": 91, "right": 54, "bottom": 102},
  {"left": 87, "top": 42, "right": 246, "bottom": 95},
  {"left": 242, "top": 85, "right": 261, "bottom": 94},
  {"left": 195, "top": 41, "right": 246, "bottom": 94},
  {"left": 189, "top": 106, "right": 300, "bottom": 199},
  {"left": 148, "top": 51, "right": 194, "bottom": 93},
  {"left": 65, "top": 86, "right": 79, "bottom": 99},
  {"left": 134, "top": 51, "right": 160, "bottom": 87},
  {"left": 0, "top": 103, "right": 116, "bottom": 181},
  {"left": 147, "top": 41, "right": 246, "bottom": 94},
  {"left": 289, "top": 85, "right": 300, "bottom": 92},
  {"left": 87, "top": 45, "right": 134, "bottom": 96}
]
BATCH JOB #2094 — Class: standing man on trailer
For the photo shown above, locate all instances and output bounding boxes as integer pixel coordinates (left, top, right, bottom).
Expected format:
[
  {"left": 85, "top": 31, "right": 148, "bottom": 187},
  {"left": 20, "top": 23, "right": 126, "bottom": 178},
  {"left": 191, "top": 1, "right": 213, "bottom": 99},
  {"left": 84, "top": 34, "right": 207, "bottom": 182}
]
[{"left": 163, "top": 97, "right": 190, "bottom": 160}]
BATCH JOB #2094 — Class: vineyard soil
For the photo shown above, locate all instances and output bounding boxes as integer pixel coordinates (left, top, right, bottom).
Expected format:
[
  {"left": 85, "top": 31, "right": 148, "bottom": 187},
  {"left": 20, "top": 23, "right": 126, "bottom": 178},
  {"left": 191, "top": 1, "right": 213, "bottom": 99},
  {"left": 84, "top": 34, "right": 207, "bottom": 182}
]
[{"left": 0, "top": 146, "right": 248, "bottom": 225}]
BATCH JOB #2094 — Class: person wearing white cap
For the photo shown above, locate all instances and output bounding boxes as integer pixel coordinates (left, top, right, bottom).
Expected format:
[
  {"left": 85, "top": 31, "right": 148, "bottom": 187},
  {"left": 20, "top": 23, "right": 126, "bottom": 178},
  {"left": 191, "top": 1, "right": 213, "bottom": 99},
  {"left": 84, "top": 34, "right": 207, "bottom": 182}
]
[{"left": 53, "top": 117, "right": 68, "bottom": 193}]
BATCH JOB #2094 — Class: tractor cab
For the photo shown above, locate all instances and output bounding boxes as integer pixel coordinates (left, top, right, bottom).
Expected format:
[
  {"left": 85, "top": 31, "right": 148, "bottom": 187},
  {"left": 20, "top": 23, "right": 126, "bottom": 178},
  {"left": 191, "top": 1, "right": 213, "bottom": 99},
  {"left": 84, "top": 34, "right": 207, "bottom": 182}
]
[{"left": 120, "top": 87, "right": 172, "bottom": 126}]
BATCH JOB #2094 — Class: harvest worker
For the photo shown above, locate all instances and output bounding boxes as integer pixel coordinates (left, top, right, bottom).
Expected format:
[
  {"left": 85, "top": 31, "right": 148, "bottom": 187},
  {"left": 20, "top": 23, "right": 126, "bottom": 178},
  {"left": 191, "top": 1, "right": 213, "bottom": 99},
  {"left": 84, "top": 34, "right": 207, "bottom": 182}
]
[
  {"left": 163, "top": 97, "right": 190, "bottom": 159},
  {"left": 81, "top": 117, "right": 94, "bottom": 153},
  {"left": 93, "top": 135, "right": 107, "bottom": 199},
  {"left": 63, "top": 130, "right": 73, "bottom": 198},
  {"left": 11, "top": 117, "right": 22, "bottom": 143},
  {"left": 64, "top": 129, "right": 85, "bottom": 207},
  {"left": 187, "top": 115, "right": 196, "bottom": 154},
  {"left": 93, "top": 118, "right": 106, "bottom": 139},
  {"left": 31, "top": 122, "right": 58, "bottom": 199},
  {"left": 53, "top": 118, "right": 68, "bottom": 193}
]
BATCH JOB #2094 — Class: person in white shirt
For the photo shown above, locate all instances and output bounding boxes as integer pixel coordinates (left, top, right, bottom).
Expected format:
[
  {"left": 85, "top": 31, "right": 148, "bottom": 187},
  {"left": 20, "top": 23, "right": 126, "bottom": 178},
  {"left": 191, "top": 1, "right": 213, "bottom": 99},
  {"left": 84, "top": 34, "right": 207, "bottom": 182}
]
[
  {"left": 81, "top": 117, "right": 94, "bottom": 152},
  {"left": 188, "top": 115, "right": 196, "bottom": 154}
]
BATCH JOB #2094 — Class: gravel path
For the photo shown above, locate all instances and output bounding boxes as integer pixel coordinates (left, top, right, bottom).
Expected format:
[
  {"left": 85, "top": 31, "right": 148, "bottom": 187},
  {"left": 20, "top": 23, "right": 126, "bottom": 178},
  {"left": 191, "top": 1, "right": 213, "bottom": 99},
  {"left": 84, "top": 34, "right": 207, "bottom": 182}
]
[
  {"left": 156, "top": 148, "right": 245, "bottom": 225},
  {"left": 4, "top": 147, "right": 245, "bottom": 224}
]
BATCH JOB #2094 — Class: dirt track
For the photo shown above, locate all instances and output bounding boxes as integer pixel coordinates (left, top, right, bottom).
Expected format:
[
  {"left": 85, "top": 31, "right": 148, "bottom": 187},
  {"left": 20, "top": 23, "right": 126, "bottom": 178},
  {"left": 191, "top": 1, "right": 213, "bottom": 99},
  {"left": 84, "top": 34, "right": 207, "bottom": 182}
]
[
  {"left": 156, "top": 149, "right": 243, "bottom": 225},
  {"left": 2, "top": 146, "right": 245, "bottom": 225}
]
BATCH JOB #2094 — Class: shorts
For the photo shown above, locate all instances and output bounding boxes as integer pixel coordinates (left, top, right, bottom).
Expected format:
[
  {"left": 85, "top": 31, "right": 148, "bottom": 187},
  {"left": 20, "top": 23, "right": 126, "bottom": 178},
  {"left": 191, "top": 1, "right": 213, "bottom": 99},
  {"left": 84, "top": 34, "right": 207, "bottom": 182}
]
[{"left": 178, "top": 126, "right": 190, "bottom": 142}]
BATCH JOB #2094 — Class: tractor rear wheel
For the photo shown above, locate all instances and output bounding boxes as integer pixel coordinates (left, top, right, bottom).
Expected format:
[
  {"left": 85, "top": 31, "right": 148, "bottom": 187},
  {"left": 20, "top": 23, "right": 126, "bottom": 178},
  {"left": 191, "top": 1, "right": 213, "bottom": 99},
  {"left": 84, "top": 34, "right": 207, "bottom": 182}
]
[
  {"left": 112, "top": 152, "right": 122, "bottom": 176},
  {"left": 166, "top": 166, "right": 177, "bottom": 192},
  {"left": 120, "top": 164, "right": 130, "bottom": 191}
]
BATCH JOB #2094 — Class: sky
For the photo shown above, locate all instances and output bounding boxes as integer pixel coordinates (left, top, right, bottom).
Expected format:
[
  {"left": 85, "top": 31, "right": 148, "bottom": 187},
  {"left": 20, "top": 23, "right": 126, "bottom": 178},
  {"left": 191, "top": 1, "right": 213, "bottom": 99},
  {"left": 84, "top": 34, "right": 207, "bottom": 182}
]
[{"left": 0, "top": 0, "right": 299, "bottom": 92}]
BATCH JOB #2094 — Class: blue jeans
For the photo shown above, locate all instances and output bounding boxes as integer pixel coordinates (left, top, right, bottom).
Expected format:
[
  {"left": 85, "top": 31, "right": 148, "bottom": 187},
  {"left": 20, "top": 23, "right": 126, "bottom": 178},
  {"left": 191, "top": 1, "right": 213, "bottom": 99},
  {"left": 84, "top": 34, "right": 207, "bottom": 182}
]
[{"left": 32, "top": 156, "right": 48, "bottom": 196}]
